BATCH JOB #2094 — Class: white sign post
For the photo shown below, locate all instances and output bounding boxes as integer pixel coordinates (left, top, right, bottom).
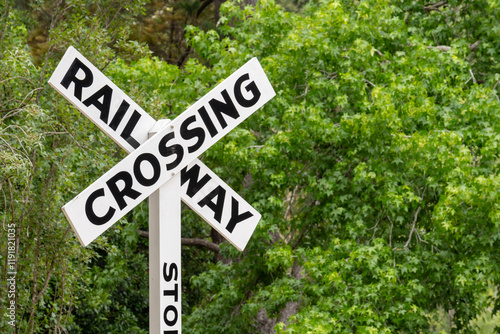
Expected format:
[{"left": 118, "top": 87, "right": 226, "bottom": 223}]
[
  {"left": 49, "top": 47, "right": 275, "bottom": 333},
  {"left": 148, "top": 120, "right": 182, "bottom": 333}
]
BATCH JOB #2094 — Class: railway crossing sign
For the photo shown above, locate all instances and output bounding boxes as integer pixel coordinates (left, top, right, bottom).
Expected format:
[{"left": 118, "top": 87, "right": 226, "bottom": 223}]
[{"left": 49, "top": 47, "right": 275, "bottom": 333}]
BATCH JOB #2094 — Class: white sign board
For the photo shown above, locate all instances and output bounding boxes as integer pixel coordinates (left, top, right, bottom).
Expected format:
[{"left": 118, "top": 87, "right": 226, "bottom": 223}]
[
  {"left": 180, "top": 160, "right": 261, "bottom": 251},
  {"left": 49, "top": 46, "right": 156, "bottom": 153},
  {"left": 149, "top": 174, "right": 182, "bottom": 333},
  {"left": 60, "top": 55, "right": 275, "bottom": 247},
  {"left": 49, "top": 48, "right": 264, "bottom": 250}
]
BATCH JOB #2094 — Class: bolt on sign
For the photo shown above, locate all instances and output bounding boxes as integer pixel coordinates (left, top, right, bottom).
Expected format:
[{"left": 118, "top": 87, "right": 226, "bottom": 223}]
[{"left": 49, "top": 46, "right": 275, "bottom": 333}]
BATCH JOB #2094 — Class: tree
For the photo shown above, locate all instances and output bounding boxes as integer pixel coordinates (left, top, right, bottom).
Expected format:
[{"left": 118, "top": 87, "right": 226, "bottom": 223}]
[
  {"left": 0, "top": 1, "right": 152, "bottom": 333},
  {"left": 3, "top": 0, "right": 500, "bottom": 333},
  {"left": 170, "top": 0, "right": 500, "bottom": 332}
]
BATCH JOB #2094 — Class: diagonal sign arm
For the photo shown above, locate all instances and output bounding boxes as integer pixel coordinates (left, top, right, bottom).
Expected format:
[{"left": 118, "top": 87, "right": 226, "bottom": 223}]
[
  {"left": 180, "top": 159, "right": 261, "bottom": 251},
  {"left": 49, "top": 47, "right": 157, "bottom": 154},
  {"left": 49, "top": 47, "right": 262, "bottom": 251},
  {"left": 53, "top": 48, "right": 275, "bottom": 247}
]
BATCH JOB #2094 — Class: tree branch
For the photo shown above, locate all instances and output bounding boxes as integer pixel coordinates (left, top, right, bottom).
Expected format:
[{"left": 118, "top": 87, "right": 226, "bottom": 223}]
[
  {"left": 182, "top": 237, "right": 221, "bottom": 253},
  {"left": 423, "top": 1, "right": 448, "bottom": 12},
  {"left": 427, "top": 45, "right": 451, "bottom": 52},
  {"left": 138, "top": 230, "right": 220, "bottom": 253},
  {"left": 196, "top": 0, "right": 214, "bottom": 18},
  {"left": 469, "top": 40, "right": 480, "bottom": 51},
  {"left": 404, "top": 188, "right": 427, "bottom": 249},
  {"left": 404, "top": 207, "right": 421, "bottom": 249},
  {"left": 469, "top": 69, "right": 477, "bottom": 84},
  {"left": 176, "top": 45, "right": 191, "bottom": 67},
  {"left": 373, "top": 48, "right": 384, "bottom": 57},
  {"left": 387, "top": 214, "right": 394, "bottom": 249}
]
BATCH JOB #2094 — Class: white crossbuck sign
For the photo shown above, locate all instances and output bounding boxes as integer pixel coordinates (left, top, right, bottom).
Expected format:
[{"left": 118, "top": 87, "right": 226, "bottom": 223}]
[{"left": 49, "top": 47, "right": 275, "bottom": 333}]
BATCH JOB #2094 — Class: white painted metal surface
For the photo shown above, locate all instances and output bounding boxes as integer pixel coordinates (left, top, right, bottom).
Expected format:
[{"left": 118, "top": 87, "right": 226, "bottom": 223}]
[
  {"left": 149, "top": 121, "right": 182, "bottom": 334},
  {"left": 180, "top": 160, "right": 261, "bottom": 251},
  {"left": 49, "top": 46, "right": 156, "bottom": 153},
  {"left": 62, "top": 55, "right": 275, "bottom": 246}
]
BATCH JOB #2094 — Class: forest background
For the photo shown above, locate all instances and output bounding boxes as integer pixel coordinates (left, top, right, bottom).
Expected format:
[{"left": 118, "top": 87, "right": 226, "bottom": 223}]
[{"left": 2, "top": 0, "right": 500, "bottom": 333}]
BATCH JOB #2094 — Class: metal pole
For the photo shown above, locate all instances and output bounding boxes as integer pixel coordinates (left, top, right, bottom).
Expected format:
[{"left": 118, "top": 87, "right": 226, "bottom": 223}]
[{"left": 149, "top": 120, "right": 182, "bottom": 334}]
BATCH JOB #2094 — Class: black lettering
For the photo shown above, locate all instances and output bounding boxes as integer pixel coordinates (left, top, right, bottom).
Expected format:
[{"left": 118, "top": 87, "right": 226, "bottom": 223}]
[
  {"left": 234, "top": 73, "right": 261, "bottom": 108},
  {"left": 109, "top": 100, "right": 130, "bottom": 130},
  {"left": 106, "top": 171, "right": 141, "bottom": 210},
  {"left": 163, "top": 305, "right": 178, "bottom": 326},
  {"left": 60, "top": 58, "right": 93, "bottom": 101},
  {"left": 198, "top": 186, "right": 226, "bottom": 223},
  {"left": 208, "top": 89, "right": 239, "bottom": 129},
  {"left": 180, "top": 115, "right": 206, "bottom": 153},
  {"left": 163, "top": 262, "right": 178, "bottom": 282},
  {"left": 134, "top": 153, "right": 161, "bottom": 186},
  {"left": 121, "top": 110, "right": 141, "bottom": 149},
  {"left": 82, "top": 85, "right": 113, "bottom": 123},
  {"left": 85, "top": 188, "right": 116, "bottom": 225},
  {"left": 180, "top": 164, "right": 211, "bottom": 197},
  {"left": 198, "top": 106, "right": 218, "bottom": 137},
  {"left": 159, "top": 132, "right": 184, "bottom": 171},
  {"left": 226, "top": 197, "right": 253, "bottom": 233},
  {"left": 163, "top": 284, "right": 179, "bottom": 302}
]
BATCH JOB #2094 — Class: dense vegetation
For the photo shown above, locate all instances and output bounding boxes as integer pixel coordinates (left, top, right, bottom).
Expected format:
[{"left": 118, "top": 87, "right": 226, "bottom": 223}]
[{"left": 2, "top": 0, "right": 500, "bottom": 333}]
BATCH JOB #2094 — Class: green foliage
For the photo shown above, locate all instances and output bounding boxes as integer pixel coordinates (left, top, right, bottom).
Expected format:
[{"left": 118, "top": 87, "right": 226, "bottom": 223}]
[
  {"left": 178, "top": 0, "right": 500, "bottom": 332},
  {"left": 4, "top": 0, "right": 500, "bottom": 333},
  {"left": 1, "top": 1, "right": 151, "bottom": 333},
  {"left": 66, "top": 226, "right": 149, "bottom": 334}
]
